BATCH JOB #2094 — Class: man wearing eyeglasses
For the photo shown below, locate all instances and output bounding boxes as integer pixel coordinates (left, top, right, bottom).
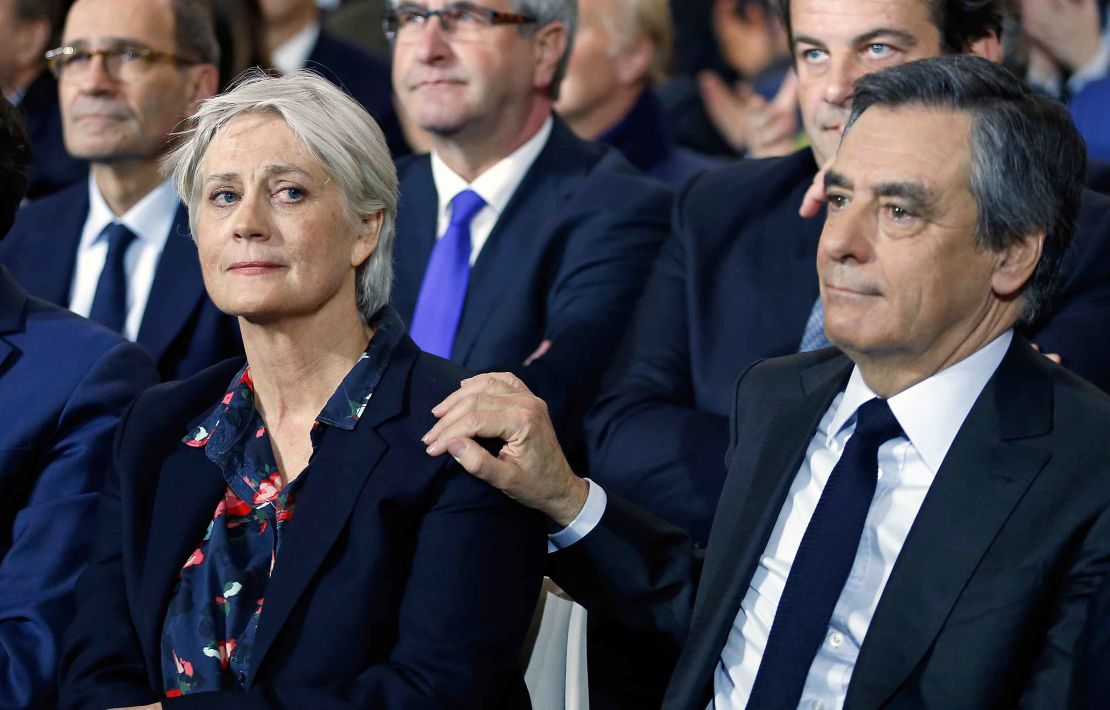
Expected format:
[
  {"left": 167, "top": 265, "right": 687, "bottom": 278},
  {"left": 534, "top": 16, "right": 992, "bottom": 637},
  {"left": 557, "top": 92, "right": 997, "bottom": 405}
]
[
  {"left": 387, "top": 0, "right": 671, "bottom": 462},
  {"left": 0, "top": 0, "right": 241, "bottom": 382}
]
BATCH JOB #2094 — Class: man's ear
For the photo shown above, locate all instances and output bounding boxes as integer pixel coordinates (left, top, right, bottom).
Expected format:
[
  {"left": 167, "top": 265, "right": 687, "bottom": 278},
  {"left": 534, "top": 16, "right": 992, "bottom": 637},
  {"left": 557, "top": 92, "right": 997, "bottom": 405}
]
[
  {"left": 966, "top": 31, "right": 1003, "bottom": 63},
  {"left": 991, "top": 230, "right": 1044, "bottom": 300},
  {"left": 533, "top": 22, "right": 568, "bottom": 92},
  {"left": 186, "top": 63, "right": 221, "bottom": 109},
  {"left": 613, "top": 37, "right": 654, "bottom": 87},
  {"left": 20, "top": 19, "right": 53, "bottom": 68}
]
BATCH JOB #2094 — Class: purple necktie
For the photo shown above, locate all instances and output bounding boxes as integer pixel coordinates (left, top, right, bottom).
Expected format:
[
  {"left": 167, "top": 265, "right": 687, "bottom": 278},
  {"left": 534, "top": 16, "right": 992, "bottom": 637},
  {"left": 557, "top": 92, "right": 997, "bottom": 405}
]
[{"left": 409, "top": 189, "right": 486, "bottom": 358}]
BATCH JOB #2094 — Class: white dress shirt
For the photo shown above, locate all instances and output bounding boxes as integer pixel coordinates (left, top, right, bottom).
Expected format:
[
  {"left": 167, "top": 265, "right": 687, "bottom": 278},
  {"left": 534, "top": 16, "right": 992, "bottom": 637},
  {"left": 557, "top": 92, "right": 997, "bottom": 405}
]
[
  {"left": 555, "top": 331, "right": 1013, "bottom": 709},
  {"left": 68, "top": 176, "right": 179, "bottom": 341},
  {"left": 428, "top": 117, "right": 553, "bottom": 265},
  {"left": 270, "top": 21, "right": 321, "bottom": 75}
]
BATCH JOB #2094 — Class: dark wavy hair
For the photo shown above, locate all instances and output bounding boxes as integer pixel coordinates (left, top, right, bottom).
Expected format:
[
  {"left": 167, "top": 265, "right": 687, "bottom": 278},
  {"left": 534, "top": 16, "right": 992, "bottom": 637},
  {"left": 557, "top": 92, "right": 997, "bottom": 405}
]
[{"left": 0, "top": 98, "right": 31, "bottom": 239}]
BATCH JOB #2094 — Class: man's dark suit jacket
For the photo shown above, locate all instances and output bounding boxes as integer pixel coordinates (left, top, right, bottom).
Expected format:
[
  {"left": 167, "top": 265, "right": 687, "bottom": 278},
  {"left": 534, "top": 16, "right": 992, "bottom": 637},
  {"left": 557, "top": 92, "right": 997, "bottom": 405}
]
[
  {"left": 305, "top": 29, "right": 407, "bottom": 158},
  {"left": 59, "top": 335, "right": 547, "bottom": 709},
  {"left": 0, "top": 265, "right": 157, "bottom": 708},
  {"left": 0, "top": 180, "right": 242, "bottom": 381},
  {"left": 556, "top": 338, "right": 1110, "bottom": 708},
  {"left": 18, "top": 71, "right": 86, "bottom": 200},
  {"left": 391, "top": 118, "right": 672, "bottom": 453},
  {"left": 587, "top": 148, "right": 1110, "bottom": 543},
  {"left": 1074, "top": 543, "right": 1110, "bottom": 708}
]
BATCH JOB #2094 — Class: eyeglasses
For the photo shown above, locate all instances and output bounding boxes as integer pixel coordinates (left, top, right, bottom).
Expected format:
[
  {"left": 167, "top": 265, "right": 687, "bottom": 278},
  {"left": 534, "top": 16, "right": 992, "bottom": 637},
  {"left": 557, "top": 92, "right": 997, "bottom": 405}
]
[
  {"left": 45, "top": 44, "right": 201, "bottom": 81},
  {"left": 383, "top": 2, "right": 536, "bottom": 43}
]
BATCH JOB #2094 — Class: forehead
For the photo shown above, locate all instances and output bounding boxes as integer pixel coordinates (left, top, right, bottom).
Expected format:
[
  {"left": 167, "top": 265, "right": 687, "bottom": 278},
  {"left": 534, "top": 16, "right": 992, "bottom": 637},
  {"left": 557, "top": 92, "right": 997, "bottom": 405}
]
[
  {"left": 63, "top": 0, "right": 176, "bottom": 48},
  {"left": 402, "top": 0, "right": 517, "bottom": 9},
  {"left": 202, "top": 113, "right": 316, "bottom": 171},
  {"left": 834, "top": 106, "right": 972, "bottom": 193},
  {"left": 791, "top": 0, "right": 941, "bottom": 48}
]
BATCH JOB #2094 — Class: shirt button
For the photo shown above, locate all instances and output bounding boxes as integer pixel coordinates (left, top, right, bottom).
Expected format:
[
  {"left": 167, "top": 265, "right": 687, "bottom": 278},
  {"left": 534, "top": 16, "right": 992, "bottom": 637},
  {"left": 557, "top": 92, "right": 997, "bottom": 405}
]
[{"left": 829, "top": 631, "right": 845, "bottom": 648}]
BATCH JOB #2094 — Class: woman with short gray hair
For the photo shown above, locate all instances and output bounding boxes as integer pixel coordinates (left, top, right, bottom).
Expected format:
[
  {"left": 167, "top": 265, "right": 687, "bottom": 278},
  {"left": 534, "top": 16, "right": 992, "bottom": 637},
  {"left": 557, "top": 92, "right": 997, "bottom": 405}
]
[{"left": 59, "top": 70, "right": 545, "bottom": 708}]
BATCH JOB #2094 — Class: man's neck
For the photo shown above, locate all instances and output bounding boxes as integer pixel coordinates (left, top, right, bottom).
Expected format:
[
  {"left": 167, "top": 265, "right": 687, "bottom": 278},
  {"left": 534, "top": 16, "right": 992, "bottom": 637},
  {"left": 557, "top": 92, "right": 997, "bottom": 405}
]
[
  {"left": 92, "top": 161, "right": 167, "bottom": 217},
  {"left": 563, "top": 84, "right": 642, "bottom": 141},
  {"left": 431, "top": 100, "right": 552, "bottom": 182},
  {"left": 265, "top": 6, "right": 320, "bottom": 56}
]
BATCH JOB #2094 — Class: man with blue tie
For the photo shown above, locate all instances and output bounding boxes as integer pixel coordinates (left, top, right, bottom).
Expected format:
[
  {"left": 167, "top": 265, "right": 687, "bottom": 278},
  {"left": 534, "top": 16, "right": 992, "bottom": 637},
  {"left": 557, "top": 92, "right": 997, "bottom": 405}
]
[
  {"left": 0, "top": 94, "right": 158, "bottom": 708},
  {"left": 585, "top": 0, "right": 1110, "bottom": 546},
  {"left": 425, "top": 56, "right": 1110, "bottom": 709},
  {"left": 0, "top": 0, "right": 241, "bottom": 381},
  {"left": 386, "top": 0, "right": 671, "bottom": 452}
]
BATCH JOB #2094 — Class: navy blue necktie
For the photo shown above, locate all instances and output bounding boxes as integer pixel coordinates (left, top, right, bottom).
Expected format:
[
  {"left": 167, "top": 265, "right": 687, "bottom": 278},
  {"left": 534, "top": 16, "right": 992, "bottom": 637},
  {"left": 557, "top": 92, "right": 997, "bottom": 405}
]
[
  {"left": 409, "top": 189, "right": 486, "bottom": 358},
  {"left": 747, "top": 397, "right": 903, "bottom": 709},
  {"left": 88, "top": 222, "right": 138, "bottom": 333}
]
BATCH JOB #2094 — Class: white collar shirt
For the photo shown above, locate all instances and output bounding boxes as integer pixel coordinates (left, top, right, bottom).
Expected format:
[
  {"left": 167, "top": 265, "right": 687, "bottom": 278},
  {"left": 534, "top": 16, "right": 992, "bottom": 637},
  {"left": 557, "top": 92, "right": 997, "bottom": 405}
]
[
  {"left": 428, "top": 116, "right": 552, "bottom": 265},
  {"left": 69, "top": 175, "right": 179, "bottom": 341},
  {"left": 271, "top": 21, "right": 322, "bottom": 75},
  {"left": 712, "top": 329, "right": 1013, "bottom": 710}
]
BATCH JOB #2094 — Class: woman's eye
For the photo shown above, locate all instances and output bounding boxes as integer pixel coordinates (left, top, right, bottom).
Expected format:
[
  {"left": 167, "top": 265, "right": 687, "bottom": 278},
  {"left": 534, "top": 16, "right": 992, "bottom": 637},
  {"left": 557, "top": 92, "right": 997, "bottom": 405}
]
[
  {"left": 278, "top": 187, "right": 304, "bottom": 201},
  {"left": 210, "top": 190, "right": 238, "bottom": 205}
]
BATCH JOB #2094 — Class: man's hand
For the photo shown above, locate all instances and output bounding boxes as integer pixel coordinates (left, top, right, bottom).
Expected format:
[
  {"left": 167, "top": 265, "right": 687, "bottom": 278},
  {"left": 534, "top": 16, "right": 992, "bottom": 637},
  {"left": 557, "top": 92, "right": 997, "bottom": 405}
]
[
  {"left": 699, "top": 71, "right": 799, "bottom": 157},
  {"left": 110, "top": 705, "right": 162, "bottom": 710},
  {"left": 799, "top": 159, "right": 833, "bottom": 218},
  {"left": 1031, "top": 343, "right": 1064, "bottom": 364},
  {"left": 423, "top": 373, "right": 589, "bottom": 527},
  {"left": 1021, "top": 0, "right": 1103, "bottom": 73}
]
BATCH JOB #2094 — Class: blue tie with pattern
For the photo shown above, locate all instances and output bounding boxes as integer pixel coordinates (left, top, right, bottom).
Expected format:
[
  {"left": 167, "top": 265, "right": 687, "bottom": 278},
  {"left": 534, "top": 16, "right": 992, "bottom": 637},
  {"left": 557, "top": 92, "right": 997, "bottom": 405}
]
[
  {"left": 798, "top": 296, "right": 832, "bottom": 352},
  {"left": 409, "top": 189, "right": 487, "bottom": 358},
  {"left": 88, "top": 222, "right": 138, "bottom": 333},
  {"left": 746, "top": 397, "right": 903, "bottom": 709}
]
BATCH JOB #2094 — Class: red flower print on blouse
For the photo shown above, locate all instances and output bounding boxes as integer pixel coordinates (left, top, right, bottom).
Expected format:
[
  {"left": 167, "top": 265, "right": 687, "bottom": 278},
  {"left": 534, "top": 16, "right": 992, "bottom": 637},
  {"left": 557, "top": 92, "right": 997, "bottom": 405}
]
[
  {"left": 223, "top": 492, "right": 252, "bottom": 519},
  {"left": 203, "top": 638, "right": 238, "bottom": 670},
  {"left": 183, "top": 548, "right": 205, "bottom": 569},
  {"left": 252, "top": 472, "right": 282, "bottom": 505},
  {"left": 174, "top": 651, "right": 194, "bottom": 677}
]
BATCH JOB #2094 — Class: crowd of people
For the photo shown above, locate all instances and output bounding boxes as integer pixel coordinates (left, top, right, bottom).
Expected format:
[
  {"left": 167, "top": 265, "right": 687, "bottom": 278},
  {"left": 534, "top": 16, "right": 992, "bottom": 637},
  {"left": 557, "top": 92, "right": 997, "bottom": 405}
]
[{"left": 0, "top": 0, "right": 1108, "bottom": 707}]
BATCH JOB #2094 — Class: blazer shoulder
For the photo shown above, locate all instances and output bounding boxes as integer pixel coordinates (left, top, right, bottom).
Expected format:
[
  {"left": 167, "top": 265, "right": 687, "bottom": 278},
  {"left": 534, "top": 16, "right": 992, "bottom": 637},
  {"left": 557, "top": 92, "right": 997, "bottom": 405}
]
[
  {"left": 13, "top": 180, "right": 87, "bottom": 224},
  {"left": 680, "top": 150, "right": 816, "bottom": 211},
  {"left": 124, "top": 357, "right": 245, "bottom": 444},
  {"left": 396, "top": 152, "right": 432, "bottom": 183}
]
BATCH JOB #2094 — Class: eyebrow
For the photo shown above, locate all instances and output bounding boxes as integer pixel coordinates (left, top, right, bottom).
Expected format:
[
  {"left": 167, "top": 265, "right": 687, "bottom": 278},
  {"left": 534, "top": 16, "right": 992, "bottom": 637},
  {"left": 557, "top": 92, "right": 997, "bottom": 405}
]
[
  {"left": 793, "top": 27, "right": 921, "bottom": 50},
  {"left": 825, "top": 172, "right": 937, "bottom": 215},
  {"left": 824, "top": 170, "right": 852, "bottom": 191},
  {"left": 204, "top": 165, "right": 312, "bottom": 184}
]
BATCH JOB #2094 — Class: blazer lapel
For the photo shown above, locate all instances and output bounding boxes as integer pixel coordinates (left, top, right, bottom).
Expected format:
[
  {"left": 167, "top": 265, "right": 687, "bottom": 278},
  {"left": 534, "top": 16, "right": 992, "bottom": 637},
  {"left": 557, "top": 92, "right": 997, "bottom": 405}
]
[
  {"left": 0, "top": 267, "right": 28, "bottom": 372},
  {"left": 136, "top": 443, "right": 228, "bottom": 685},
  {"left": 845, "top": 338, "right": 1054, "bottom": 708},
  {"left": 451, "top": 122, "right": 578, "bottom": 363},
  {"left": 392, "top": 157, "right": 439, "bottom": 324},
  {"left": 667, "top": 355, "right": 852, "bottom": 709},
  {"left": 246, "top": 341, "right": 418, "bottom": 681},
  {"left": 135, "top": 205, "right": 207, "bottom": 365}
]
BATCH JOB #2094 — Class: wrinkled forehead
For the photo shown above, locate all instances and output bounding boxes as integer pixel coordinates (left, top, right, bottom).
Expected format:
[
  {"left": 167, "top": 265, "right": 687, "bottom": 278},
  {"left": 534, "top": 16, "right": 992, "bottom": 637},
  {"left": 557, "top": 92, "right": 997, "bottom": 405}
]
[
  {"left": 63, "top": 0, "right": 176, "bottom": 50},
  {"left": 790, "top": 0, "right": 942, "bottom": 51}
]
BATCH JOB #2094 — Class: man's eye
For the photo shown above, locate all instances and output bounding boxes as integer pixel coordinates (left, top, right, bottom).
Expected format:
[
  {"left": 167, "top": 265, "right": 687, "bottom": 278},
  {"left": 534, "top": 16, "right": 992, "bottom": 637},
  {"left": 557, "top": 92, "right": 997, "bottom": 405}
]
[
  {"left": 119, "top": 47, "right": 143, "bottom": 61},
  {"left": 801, "top": 48, "right": 828, "bottom": 63},
  {"left": 827, "top": 193, "right": 848, "bottom": 209},
  {"left": 68, "top": 51, "right": 92, "bottom": 65},
  {"left": 396, "top": 9, "right": 427, "bottom": 26},
  {"left": 866, "top": 43, "right": 895, "bottom": 58},
  {"left": 885, "top": 204, "right": 915, "bottom": 222}
]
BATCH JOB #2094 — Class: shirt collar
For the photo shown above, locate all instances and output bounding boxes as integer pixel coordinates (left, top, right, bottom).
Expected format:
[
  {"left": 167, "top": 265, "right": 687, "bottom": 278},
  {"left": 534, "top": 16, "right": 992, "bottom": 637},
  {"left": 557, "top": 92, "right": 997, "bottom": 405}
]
[
  {"left": 826, "top": 329, "right": 1013, "bottom": 474},
  {"left": 183, "top": 306, "right": 407, "bottom": 453},
  {"left": 82, "top": 174, "right": 180, "bottom": 251},
  {"left": 271, "top": 20, "right": 321, "bottom": 75},
  {"left": 429, "top": 115, "right": 553, "bottom": 226}
]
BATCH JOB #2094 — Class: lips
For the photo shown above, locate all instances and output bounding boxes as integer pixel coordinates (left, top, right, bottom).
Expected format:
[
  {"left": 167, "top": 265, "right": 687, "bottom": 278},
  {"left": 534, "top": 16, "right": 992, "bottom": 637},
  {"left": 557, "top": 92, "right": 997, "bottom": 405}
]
[{"left": 228, "top": 261, "right": 284, "bottom": 275}]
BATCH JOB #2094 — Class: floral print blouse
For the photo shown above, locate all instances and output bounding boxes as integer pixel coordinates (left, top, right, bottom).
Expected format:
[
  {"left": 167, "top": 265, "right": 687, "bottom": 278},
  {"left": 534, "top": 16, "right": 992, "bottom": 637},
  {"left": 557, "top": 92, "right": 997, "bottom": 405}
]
[{"left": 160, "top": 307, "right": 404, "bottom": 697}]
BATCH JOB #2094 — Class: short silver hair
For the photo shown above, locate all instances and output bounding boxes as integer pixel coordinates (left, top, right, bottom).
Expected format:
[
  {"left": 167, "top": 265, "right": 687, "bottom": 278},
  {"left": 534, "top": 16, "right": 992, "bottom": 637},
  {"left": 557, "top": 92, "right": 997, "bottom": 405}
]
[{"left": 163, "top": 69, "right": 398, "bottom": 322}]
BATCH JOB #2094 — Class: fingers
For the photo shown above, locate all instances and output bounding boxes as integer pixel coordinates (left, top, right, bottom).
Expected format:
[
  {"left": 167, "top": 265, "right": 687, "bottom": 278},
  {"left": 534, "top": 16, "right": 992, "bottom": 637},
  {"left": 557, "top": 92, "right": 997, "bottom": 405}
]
[
  {"left": 430, "top": 371, "right": 526, "bottom": 417},
  {"left": 771, "top": 72, "right": 799, "bottom": 113},
  {"left": 424, "top": 392, "right": 533, "bottom": 454},
  {"left": 443, "top": 435, "right": 506, "bottom": 483},
  {"left": 799, "top": 159, "right": 833, "bottom": 218},
  {"left": 523, "top": 339, "right": 552, "bottom": 367}
]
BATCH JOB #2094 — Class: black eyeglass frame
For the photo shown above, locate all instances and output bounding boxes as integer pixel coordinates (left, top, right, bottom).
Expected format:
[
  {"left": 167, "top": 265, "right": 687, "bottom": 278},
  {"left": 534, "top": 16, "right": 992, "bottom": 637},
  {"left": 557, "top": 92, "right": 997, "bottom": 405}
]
[
  {"left": 383, "top": 2, "right": 538, "bottom": 40},
  {"left": 44, "top": 44, "right": 203, "bottom": 79}
]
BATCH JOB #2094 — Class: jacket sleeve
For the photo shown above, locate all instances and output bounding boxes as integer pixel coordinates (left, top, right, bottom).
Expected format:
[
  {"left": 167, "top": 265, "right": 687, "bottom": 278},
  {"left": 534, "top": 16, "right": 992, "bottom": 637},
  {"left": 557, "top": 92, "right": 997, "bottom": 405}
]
[{"left": 1, "top": 340, "right": 156, "bottom": 708}]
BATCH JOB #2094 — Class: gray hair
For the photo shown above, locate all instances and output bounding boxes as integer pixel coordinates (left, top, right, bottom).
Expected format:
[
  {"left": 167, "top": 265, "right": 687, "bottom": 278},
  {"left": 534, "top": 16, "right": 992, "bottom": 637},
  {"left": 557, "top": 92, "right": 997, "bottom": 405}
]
[
  {"left": 843, "top": 55, "right": 1086, "bottom": 325},
  {"left": 163, "top": 69, "right": 398, "bottom": 322},
  {"left": 386, "top": 0, "right": 577, "bottom": 98}
]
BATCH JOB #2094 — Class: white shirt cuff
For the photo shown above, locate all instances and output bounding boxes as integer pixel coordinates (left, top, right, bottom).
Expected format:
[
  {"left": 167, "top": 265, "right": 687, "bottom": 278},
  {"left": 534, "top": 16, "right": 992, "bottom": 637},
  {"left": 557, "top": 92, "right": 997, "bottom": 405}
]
[{"left": 547, "top": 479, "right": 607, "bottom": 553}]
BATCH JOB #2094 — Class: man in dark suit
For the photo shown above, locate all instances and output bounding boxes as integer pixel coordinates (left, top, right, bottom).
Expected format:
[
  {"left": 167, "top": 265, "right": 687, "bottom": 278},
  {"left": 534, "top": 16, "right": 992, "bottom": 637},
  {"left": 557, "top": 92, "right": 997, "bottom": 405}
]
[
  {"left": 387, "top": 0, "right": 671, "bottom": 451},
  {"left": 0, "top": 91, "right": 157, "bottom": 708},
  {"left": 0, "top": 0, "right": 241, "bottom": 381},
  {"left": 555, "top": 0, "right": 720, "bottom": 188},
  {"left": 259, "top": 0, "right": 407, "bottom": 156},
  {"left": 586, "top": 0, "right": 1110, "bottom": 545},
  {"left": 0, "top": 0, "right": 86, "bottom": 199},
  {"left": 425, "top": 56, "right": 1110, "bottom": 709}
]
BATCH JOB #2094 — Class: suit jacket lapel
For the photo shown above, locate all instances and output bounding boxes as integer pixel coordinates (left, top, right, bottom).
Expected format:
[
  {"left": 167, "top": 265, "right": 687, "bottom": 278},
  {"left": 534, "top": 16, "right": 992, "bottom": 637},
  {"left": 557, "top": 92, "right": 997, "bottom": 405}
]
[
  {"left": 451, "top": 121, "right": 579, "bottom": 363},
  {"left": 246, "top": 340, "right": 418, "bottom": 681},
  {"left": 845, "top": 338, "right": 1054, "bottom": 708},
  {"left": 668, "top": 355, "right": 853, "bottom": 709},
  {"left": 136, "top": 442, "right": 227, "bottom": 686},
  {"left": 0, "top": 267, "right": 28, "bottom": 372},
  {"left": 392, "top": 158, "right": 439, "bottom": 324},
  {"left": 135, "top": 205, "right": 207, "bottom": 365}
]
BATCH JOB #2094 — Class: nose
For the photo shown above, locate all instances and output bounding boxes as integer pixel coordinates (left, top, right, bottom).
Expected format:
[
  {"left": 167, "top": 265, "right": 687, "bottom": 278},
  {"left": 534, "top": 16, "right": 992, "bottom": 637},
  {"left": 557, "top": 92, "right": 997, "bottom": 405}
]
[
  {"left": 71, "top": 54, "right": 118, "bottom": 95},
  {"left": 822, "top": 55, "right": 860, "bottom": 107},
  {"left": 232, "top": 192, "right": 270, "bottom": 241},
  {"left": 818, "top": 199, "right": 874, "bottom": 269},
  {"left": 411, "top": 15, "right": 453, "bottom": 63}
]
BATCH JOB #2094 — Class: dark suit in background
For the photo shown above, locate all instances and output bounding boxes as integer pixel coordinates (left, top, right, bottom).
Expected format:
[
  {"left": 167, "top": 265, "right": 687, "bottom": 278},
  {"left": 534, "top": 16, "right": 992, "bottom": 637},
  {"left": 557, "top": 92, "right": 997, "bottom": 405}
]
[
  {"left": 557, "top": 340, "right": 1110, "bottom": 709},
  {"left": 305, "top": 29, "right": 407, "bottom": 158},
  {"left": 392, "top": 119, "right": 671, "bottom": 454},
  {"left": 0, "top": 181, "right": 242, "bottom": 381},
  {"left": 18, "top": 71, "right": 85, "bottom": 200},
  {"left": 1074, "top": 563, "right": 1110, "bottom": 708},
  {"left": 588, "top": 148, "right": 1110, "bottom": 543},
  {"left": 0, "top": 265, "right": 157, "bottom": 708},
  {"left": 60, "top": 336, "right": 546, "bottom": 708}
]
